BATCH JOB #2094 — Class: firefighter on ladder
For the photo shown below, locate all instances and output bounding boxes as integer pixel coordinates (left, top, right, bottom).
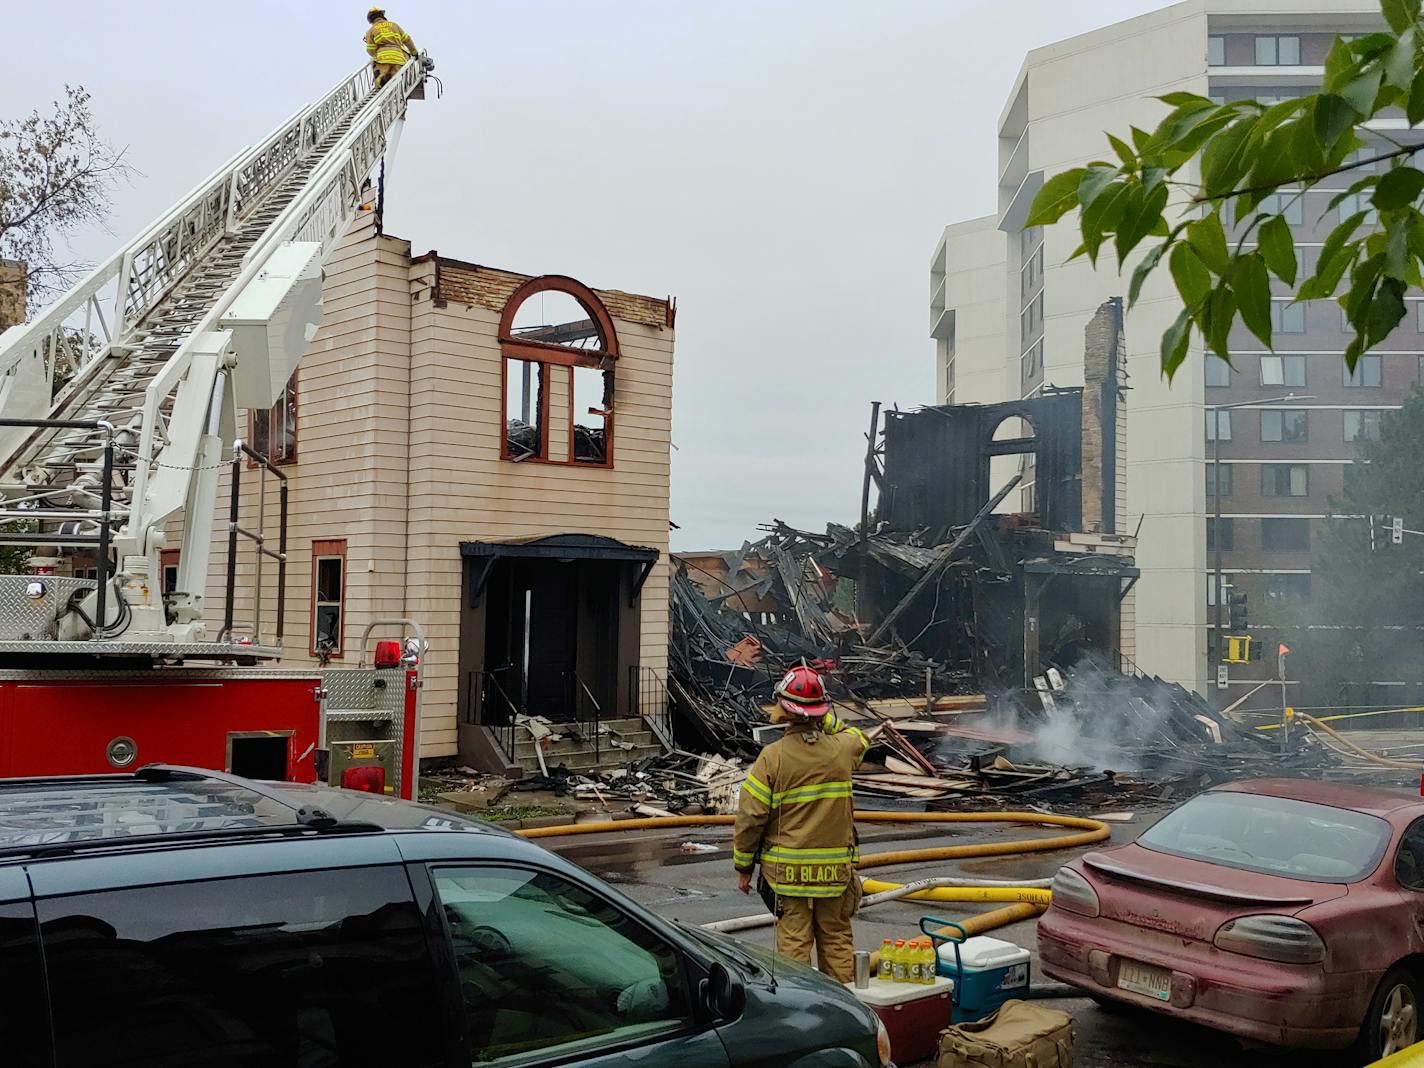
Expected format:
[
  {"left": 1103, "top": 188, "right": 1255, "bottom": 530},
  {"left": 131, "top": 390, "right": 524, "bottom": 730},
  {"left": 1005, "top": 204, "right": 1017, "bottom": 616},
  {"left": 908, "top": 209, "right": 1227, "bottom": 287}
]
[
  {"left": 733, "top": 665, "right": 870, "bottom": 982},
  {"left": 365, "top": 8, "right": 418, "bottom": 87}
]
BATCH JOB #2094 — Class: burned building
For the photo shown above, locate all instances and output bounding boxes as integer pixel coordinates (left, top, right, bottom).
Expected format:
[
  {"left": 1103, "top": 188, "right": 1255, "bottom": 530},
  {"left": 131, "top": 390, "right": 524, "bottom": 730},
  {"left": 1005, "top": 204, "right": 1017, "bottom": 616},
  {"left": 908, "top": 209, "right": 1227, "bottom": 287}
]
[{"left": 668, "top": 300, "right": 1137, "bottom": 752}]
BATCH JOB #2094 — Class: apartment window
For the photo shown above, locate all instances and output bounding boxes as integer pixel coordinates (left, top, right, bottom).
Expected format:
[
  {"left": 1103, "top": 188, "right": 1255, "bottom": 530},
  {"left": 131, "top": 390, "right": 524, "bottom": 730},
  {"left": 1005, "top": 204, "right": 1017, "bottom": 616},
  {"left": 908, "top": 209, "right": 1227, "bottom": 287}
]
[
  {"left": 1205, "top": 357, "right": 1232, "bottom": 387},
  {"left": 1266, "top": 573, "right": 1312, "bottom": 600},
  {"left": 159, "top": 548, "right": 180, "bottom": 597},
  {"left": 1271, "top": 301, "right": 1306, "bottom": 334},
  {"left": 1020, "top": 226, "right": 1042, "bottom": 259},
  {"left": 1343, "top": 145, "right": 1377, "bottom": 173},
  {"left": 1345, "top": 409, "right": 1385, "bottom": 443},
  {"left": 1207, "top": 517, "right": 1235, "bottom": 551},
  {"left": 1260, "top": 409, "right": 1308, "bottom": 442},
  {"left": 1337, "top": 192, "right": 1379, "bottom": 224},
  {"left": 499, "top": 276, "right": 622, "bottom": 468},
  {"left": 1208, "top": 35, "right": 1226, "bottom": 66},
  {"left": 1262, "top": 517, "right": 1311, "bottom": 552},
  {"left": 1261, "top": 463, "right": 1309, "bottom": 496},
  {"left": 1206, "top": 409, "right": 1232, "bottom": 441},
  {"left": 1206, "top": 463, "right": 1233, "bottom": 497},
  {"left": 1260, "top": 354, "right": 1306, "bottom": 386},
  {"left": 1255, "top": 35, "right": 1301, "bottom": 65},
  {"left": 1207, "top": 573, "right": 1220, "bottom": 607},
  {"left": 1020, "top": 292, "right": 1044, "bottom": 347},
  {"left": 311, "top": 538, "right": 346, "bottom": 658},
  {"left": 1256, "top": 191, "right": 1303, "bottom": 225},
  {"left": 1021, "top": 338, "right": 1042, "bottom": 385},
  {"left": 249, "top": 372, "right": 297, "bottom": 465},
  {"left": 1209, "top": 93, "right": 1227, "bottom": 105},
  {"left": 1344, "top": 354, "right": 1383, "bottom": 387}
]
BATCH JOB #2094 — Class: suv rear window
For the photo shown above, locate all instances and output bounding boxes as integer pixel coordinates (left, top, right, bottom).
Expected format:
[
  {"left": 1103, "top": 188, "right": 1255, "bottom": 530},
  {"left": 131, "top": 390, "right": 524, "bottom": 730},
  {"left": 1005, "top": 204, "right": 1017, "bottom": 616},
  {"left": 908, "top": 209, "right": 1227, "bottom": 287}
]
[
  {"left": 1138, "top": 791, "right": 1392, "bottom": 883},
  {"left": 39, "top": 866, "right": 445, "bottom": 1067}
]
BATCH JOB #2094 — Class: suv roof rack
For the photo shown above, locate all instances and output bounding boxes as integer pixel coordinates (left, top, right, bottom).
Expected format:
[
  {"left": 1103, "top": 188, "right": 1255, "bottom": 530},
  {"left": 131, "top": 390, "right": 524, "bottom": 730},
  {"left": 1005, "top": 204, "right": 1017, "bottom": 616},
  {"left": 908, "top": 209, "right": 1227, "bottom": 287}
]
[{"left": 0, "top": 764, "right": 384, "bottom": 862}]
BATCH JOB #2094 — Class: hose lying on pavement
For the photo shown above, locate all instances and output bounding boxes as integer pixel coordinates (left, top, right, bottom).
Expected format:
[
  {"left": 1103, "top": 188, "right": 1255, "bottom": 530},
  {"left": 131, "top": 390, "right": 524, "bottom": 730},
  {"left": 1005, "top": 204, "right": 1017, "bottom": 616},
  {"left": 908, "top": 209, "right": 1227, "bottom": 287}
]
[
  {"left": 1298, "top": 714, "right": 1424, "bottom": 772},
  {"left": 520, "top": 810, "right": 1108, "bottom": 946}
]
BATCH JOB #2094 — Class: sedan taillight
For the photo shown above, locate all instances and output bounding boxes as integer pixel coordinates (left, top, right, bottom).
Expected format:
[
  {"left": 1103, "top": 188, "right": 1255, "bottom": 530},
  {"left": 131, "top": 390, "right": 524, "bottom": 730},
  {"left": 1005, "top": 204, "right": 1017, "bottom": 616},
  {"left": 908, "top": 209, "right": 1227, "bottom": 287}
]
[
  {"left": 1213, "top": 915, "right": 1325, "bottom": 964},
  {"left": 1051, "top": 867, "right": 1100, "bottom": 917}
]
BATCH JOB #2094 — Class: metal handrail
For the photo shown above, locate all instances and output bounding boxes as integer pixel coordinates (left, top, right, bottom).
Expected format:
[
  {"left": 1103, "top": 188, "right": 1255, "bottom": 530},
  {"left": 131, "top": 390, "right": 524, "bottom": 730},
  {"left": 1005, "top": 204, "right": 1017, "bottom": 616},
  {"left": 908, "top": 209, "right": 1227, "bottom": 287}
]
[
  {"left": 0, "top": 416, "right": 114, "bottom": 634},
  {"left": 571, "top": 670, "right": 603, "bottom": 767}
]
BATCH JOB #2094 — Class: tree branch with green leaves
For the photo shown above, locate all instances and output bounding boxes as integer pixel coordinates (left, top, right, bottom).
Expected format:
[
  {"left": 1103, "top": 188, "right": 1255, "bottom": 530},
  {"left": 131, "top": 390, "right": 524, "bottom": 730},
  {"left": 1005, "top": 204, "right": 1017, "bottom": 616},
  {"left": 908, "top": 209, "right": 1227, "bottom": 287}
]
[{"left": 1027, "top": 0, "right": 1424, "bottom": 378}]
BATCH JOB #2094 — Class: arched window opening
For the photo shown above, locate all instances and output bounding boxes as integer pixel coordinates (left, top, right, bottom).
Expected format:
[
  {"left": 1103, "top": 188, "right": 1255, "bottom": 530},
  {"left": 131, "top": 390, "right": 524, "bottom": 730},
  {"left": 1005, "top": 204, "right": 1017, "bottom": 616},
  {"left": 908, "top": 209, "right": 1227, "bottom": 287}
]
[{"left": 499, "top": 277, "right": 619, "bottom": 467}]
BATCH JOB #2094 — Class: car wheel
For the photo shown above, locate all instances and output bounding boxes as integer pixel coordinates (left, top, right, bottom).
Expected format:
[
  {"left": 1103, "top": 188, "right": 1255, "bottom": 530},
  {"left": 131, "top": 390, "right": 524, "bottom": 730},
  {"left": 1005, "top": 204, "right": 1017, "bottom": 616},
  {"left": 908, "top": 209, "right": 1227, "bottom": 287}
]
[{"left": 1356, "top": 966, "right": 1422, "bottom": 1063}]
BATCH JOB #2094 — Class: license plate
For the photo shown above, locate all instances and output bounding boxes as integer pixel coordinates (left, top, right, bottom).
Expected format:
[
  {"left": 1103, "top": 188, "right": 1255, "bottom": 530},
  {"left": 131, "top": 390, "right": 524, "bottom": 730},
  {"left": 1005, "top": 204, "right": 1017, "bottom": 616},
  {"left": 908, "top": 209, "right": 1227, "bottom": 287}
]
[{"left": 1117, "top": 960, "right": 1171, "bottom": 1001}]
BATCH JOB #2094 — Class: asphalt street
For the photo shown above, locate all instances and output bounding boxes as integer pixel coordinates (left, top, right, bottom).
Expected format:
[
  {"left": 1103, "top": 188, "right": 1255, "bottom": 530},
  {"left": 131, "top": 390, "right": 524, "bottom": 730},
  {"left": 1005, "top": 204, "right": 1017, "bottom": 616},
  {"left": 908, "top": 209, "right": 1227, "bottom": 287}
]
[{"left": 542, "top": 807, "right": 1352, "bottom": 1068}]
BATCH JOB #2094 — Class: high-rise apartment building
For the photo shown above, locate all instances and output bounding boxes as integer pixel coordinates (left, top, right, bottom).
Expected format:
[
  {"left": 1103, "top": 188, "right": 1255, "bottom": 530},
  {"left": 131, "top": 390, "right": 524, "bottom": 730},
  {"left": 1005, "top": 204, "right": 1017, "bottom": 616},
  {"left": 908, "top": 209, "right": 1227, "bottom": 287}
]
[{"left": 933, "top": 0, "right": 1413, "bottom": 701}]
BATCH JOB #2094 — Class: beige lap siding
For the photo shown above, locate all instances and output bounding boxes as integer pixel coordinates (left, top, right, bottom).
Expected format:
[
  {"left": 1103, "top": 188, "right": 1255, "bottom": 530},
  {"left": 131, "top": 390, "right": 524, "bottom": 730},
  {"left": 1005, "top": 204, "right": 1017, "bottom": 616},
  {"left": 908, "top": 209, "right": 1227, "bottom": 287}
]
[{"left": 201, "top": 217, "right": 674, "bottom": 761}]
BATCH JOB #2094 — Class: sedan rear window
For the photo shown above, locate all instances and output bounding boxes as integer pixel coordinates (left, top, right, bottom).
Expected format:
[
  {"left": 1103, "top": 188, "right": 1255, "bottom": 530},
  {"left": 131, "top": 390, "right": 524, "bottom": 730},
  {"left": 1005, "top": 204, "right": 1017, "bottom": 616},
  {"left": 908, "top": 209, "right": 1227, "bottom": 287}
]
[{"left": 1138, "top": 791, "right": 1392, "bottom": 883}]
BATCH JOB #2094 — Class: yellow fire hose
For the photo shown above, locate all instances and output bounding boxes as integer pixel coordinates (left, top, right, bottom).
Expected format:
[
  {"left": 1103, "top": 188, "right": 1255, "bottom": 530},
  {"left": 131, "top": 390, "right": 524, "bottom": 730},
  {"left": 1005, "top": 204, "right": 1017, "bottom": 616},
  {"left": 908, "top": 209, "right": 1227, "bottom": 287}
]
[
  {"left": 1296, "top": 713, "right": 1424, "bottom": 772},
  {"left": 519, "top": 810, "right": 1107, "bottom": 964}
]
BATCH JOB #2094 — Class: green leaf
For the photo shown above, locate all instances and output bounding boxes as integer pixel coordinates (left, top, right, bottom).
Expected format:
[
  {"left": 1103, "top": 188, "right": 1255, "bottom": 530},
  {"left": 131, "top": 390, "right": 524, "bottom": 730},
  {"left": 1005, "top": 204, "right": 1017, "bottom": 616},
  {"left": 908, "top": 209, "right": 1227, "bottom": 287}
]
[
  {"left": 1169, "top": 242, "right": 1213, "bottom": 308},
  {"left": 1381, "top": 0, "right": 1420, "bottom": 35},
  {"left": 1115, "top": 182, "right": 1170, "bottom": 262},
  {"left": 1341, "top": 67, "right": 1384, "bottom": 116},
  {"left": 1080, "top": 182, "right": 1131, "bottom": 265},
  {"left": 1375, "top": 166, "right": 1424, "bottom": 209},
  {"left": 1326, "top": 175, "right": 1379, "bottom": 213},
  {"left": 1233, "top": 254, "right": 1274, "bottom": 347},
  {"left": 1292, "top": 109, "right": 1327, "bottom": 172},
  {"left": 1186, "top": 212, "right": 1230, "bottom": 275},
  {"left": 1299, "top": 219, "right": 1360, "bottom": 300},
  {"left": 1384, "top": 216, "right": 1418, "bottom": 283},
  {"left": 1368, "top": 276, "right": 1408, "bottom": 344},
  {"left": 1325, "top": 38, "right": 1359, "bottom": 88},
  {"left": 1107, "top": 133, "right": 1137, "bottom": 170},
  {"left": 1078, "top": 166, "right": 1119, "bottom": 209},
  {"left": 1344, "top": 256, "right": 1383, "bottom": 328},
  {"left": 1202, "top": 283, "right": 1237, "bottom": 359},
  {"left": 1201, "top": 115, "right": 1260, "bottom": 195},
  {"left": 1130, "top": 126, "right": 1152, "bottom": 154},
  {"left": 1258, "top": 96, "right": 1309, "bottom": 131},
  {"left": 1027, "top": 167, "right": 1087, "bottom": 226},
  {"left": 1128, "top": 242, "right": 1168, "bottom": 308},
  {"left": 1158, "top": 91, "right": 1215, "bottom": 107},
  {"left": 1385, "top": 30, "right": 1416, "bottom": 92},
  {"left": 1259, "top": 215, "right": 1298, "bottom": 285},
  {"left": 1408, "top": 67, "right": 1424, "bottom": 125},
  {"left": 1314, "top": 95, "right": 1357, "bottom": 151},
  {"left": 1160, "top": 308, "right": 1192, "bottom": 380}
]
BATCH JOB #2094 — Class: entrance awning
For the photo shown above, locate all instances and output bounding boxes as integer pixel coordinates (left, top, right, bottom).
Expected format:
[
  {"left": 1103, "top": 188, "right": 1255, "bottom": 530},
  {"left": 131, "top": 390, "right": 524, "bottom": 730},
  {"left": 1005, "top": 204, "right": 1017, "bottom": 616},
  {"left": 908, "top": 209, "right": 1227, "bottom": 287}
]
[{"left": 461, "top": 534, "right": 660, "bottom": 607}]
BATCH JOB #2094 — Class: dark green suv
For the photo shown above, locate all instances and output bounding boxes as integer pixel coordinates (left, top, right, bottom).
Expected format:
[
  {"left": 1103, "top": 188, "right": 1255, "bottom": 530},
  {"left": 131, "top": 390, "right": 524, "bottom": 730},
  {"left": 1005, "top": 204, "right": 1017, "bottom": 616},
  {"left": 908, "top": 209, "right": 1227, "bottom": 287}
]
[{"left": 0, "top": 766, "right": 891, "bottom": 1067}]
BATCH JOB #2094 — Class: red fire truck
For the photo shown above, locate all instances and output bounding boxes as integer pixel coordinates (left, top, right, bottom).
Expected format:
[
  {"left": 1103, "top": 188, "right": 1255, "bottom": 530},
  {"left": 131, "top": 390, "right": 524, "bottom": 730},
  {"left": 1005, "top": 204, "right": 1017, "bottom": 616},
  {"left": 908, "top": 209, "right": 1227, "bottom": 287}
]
[{"left": 0, "top": 58, "right": 433, "bottom": 797}]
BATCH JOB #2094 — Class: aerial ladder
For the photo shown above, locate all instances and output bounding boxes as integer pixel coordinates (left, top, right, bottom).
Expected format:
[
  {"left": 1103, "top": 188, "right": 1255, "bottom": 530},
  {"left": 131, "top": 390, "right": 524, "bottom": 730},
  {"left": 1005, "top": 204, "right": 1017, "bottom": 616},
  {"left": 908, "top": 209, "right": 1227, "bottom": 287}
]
[{"left": 0, "top": 58, "right": 433, "bottom": 794}]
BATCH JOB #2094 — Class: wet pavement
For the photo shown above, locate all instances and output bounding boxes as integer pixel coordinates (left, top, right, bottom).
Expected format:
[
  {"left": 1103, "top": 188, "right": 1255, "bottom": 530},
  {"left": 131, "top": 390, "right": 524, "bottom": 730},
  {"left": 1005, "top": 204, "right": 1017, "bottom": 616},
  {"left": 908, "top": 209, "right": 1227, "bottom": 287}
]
[{"left": 540, "top": 808, "right": 1354, "bottom": 1067}]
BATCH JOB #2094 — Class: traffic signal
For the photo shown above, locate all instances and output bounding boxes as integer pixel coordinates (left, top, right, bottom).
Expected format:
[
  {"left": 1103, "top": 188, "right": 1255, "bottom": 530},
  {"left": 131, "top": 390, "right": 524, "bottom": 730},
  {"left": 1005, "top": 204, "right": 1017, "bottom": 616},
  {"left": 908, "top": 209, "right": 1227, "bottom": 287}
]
[
  {"left": 1228, "top": 592, "right": 1248, "bottom": 630},
  {"left": 1370, "top": 515, "right": 1403, "bottom": 550}
]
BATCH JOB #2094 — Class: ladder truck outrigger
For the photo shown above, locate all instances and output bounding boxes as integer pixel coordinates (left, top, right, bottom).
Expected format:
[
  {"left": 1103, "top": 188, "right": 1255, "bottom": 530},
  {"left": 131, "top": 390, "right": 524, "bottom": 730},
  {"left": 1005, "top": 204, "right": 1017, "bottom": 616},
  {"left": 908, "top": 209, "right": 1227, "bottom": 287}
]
[{"left": 0, "top": 57, "right": 435, "bottom": 798}]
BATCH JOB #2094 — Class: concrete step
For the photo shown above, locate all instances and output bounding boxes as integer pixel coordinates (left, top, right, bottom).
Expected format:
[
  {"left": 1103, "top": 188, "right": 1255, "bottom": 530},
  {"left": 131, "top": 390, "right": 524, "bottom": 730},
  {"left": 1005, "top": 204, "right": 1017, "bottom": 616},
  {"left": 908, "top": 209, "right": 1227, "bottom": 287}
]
[{"left": 515, "top": 741, "right": 664, "bottom": 775}]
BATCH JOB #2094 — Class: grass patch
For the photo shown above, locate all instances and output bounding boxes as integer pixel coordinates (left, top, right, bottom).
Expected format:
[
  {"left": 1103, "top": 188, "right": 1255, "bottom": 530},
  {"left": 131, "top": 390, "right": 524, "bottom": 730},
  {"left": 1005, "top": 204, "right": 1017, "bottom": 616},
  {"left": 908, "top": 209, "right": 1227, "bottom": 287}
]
[{"left": 480, "top": 803, "right": 575, "bottom": 823}]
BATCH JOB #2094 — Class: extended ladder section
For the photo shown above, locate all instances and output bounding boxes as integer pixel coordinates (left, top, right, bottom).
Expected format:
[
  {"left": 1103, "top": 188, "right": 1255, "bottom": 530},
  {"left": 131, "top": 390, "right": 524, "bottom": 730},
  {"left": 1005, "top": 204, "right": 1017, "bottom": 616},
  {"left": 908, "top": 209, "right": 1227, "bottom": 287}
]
[{"left": 0, "top": 58, "right": 428, "bottom": 657}]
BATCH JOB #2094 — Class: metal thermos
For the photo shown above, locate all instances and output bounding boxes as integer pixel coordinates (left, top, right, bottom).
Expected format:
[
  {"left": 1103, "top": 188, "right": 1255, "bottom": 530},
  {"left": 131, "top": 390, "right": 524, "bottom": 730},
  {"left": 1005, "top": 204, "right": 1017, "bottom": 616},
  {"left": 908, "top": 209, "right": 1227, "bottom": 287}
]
[{"left": 853, "top": 950, "right": 871, "bottom": 988}]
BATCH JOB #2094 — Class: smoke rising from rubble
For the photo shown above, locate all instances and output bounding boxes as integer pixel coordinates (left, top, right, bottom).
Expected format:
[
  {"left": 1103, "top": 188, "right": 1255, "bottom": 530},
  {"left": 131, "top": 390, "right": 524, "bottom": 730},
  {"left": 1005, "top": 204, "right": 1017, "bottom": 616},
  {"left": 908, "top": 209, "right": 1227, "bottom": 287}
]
[{"left": 982, "top": 654, "right": 1198, "bottom": 777}]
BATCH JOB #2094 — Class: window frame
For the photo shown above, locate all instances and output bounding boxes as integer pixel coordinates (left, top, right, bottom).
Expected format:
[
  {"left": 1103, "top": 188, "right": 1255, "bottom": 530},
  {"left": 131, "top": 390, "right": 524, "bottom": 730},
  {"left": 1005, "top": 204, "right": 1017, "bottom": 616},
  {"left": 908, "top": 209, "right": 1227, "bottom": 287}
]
[
  {"left": 1270, "top": 301, "right": 1307, "bottom": 334},
  {"left": 1205, "top": 357, "right": 1232, "bottom": 387},
  {"left": 498, "top": 276, "right": 622, "bottom": 469},
  {"left": 1206, "top": 462, "right": 1233, "bottom": 498},
  {"left": 159, "top": 548, "right": 180, "bottom": 597},
  {"left": 1255, "top": 34, "right": 1300, "bottom": 65},
  {"left": 1261, "top": 463, "right": 1309, "bottom": 497},
  {"left": 1261, "top": 516, "right": 1312, "bottom": 552},
  {"left": 1260, "top": 408, "right": 1308, "bottom": 443},
  {"left": 1208, "top": 35, "right": 1226, "bottom": 66},
  {"left": 1344, "top": 409, "right": 1385, "bottom": 443},
  {"left": 1265, "top": 573, "right": 1312, "bottom": 600},
  {"left": 427, "top": 861, "right": 710, "bottom": 1064},
  {"left": 1344, "top": 354, "right": 1383, "bottom": 387},
  {"left": 247, "top": 371, "right": 298, "bottom": 467},
  {"left": 1207, "top": 517, "right": 1234, "bottom": 552},
  {"left": 1396, "top": 818, "right": 1424, "bottom": 892},
  {"left": 310, "top": 537, "right": 348, "bottom": 659}
]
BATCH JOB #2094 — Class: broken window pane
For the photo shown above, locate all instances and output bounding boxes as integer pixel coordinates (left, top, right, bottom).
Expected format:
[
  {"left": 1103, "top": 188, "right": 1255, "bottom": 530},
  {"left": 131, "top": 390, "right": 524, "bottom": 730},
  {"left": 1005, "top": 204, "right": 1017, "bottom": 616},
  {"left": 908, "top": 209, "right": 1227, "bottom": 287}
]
[
  {"left": 249, "top": 372, "right": 297, "bottom": 464},
  {"left": 571, "top": 364, "right": 612, "bottom": 465},
  {"left": 312, "top": 547, "right": 345, "bottom": 656},
  {"left": 505, "top": 358, "right": 546, "bottom": 460}
]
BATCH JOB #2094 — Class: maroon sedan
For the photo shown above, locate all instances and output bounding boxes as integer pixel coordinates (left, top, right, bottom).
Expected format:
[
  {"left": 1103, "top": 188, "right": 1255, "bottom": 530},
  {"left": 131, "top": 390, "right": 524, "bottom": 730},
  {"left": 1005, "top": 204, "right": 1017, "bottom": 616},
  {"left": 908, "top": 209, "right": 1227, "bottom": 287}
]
[{"left": 1038, "top": 779, "right": 1424, "bottom": 1060}]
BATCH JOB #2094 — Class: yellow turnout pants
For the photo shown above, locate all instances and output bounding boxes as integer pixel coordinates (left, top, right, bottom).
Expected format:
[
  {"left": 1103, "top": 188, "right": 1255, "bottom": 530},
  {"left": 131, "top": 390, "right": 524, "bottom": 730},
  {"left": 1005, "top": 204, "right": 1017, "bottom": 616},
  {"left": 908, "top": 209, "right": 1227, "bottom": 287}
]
[
  {"left": 374, "top": 61, "right": 404, "bottom": 87},
  {"left": 775, "top": 878, "right": 861, "bottom": 982}
]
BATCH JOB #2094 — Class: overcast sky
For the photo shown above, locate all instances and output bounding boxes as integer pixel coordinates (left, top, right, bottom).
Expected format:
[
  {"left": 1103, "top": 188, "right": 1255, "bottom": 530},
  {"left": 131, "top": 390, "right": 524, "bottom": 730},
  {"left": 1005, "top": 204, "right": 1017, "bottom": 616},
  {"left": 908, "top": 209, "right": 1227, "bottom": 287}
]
[{"left": 6, "top": 0, "right": 1172, "bottom": 551}]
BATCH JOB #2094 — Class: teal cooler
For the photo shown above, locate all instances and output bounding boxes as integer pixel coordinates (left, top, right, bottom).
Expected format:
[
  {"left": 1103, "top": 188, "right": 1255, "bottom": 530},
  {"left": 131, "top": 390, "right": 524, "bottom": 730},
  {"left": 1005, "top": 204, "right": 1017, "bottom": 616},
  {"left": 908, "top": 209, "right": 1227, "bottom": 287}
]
[{"left": 920, "top": 918, "right": 1032, "bottom": 1022}]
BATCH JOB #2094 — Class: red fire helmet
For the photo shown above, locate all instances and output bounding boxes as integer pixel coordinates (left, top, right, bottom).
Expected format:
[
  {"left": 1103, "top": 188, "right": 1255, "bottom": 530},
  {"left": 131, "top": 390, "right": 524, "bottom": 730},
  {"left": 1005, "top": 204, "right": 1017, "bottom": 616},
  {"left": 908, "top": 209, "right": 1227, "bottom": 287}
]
[{"left": 774, "top": 665, "right": 830, "bottom": 719}]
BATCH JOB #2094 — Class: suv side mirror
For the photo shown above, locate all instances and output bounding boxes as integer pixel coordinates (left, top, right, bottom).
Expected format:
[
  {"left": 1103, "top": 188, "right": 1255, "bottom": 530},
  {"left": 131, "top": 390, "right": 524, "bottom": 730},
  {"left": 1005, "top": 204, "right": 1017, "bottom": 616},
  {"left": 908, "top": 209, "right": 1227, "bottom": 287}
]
[{"left": 705, "top": 961, "right": 745, "bottom": 1021}]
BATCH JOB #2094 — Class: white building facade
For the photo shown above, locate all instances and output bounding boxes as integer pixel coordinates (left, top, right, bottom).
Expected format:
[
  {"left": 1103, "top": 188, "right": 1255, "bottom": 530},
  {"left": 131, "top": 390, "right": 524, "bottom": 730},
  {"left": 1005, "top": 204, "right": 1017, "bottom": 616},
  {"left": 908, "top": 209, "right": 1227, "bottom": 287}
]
[{"left": 934, "top": 0, "right": 1387, "bottom": 698}]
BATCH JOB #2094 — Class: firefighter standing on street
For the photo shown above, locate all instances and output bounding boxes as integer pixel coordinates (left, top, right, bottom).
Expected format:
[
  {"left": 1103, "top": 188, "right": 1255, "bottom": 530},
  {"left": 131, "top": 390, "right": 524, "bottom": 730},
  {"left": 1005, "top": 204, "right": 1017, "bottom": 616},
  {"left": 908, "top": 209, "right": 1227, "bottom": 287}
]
[
  {"left": 365, "top": 8, "right": 418, "bottom": 87},
  {"left": 733, "top": 665, "right": 870, "bottom": 982}
]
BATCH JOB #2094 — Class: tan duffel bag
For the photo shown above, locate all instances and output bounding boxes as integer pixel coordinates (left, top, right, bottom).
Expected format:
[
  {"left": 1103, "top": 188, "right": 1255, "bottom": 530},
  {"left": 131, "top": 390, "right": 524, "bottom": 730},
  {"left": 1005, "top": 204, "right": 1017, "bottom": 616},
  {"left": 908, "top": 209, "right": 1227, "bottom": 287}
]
[{"left": 937, "top": 999, "right": 1074, "bottom": 1068}]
